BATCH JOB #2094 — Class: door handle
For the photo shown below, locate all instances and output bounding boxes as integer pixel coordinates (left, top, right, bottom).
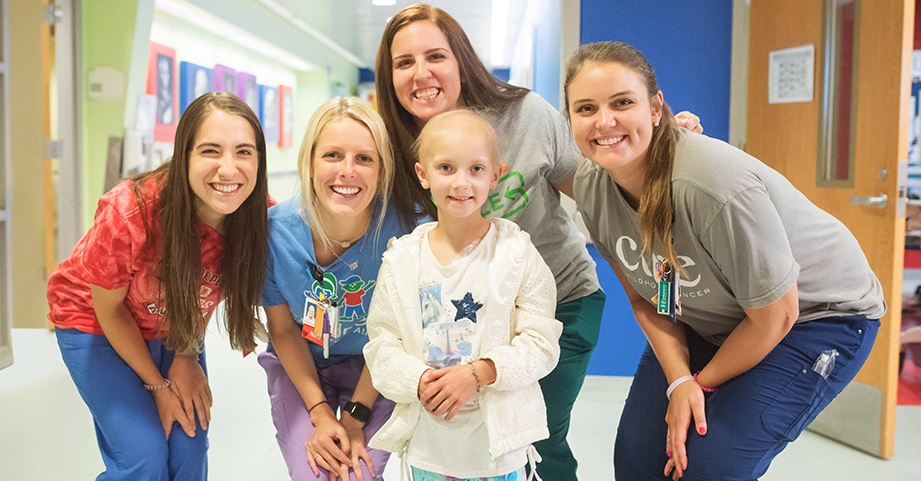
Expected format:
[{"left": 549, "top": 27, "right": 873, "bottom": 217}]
[{"left": 850, "top": 193, "right": 887, "bottom": 209}]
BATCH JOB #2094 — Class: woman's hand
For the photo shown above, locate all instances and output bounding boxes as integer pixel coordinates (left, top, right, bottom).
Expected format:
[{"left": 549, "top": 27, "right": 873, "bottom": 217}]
[
  {"left": 305, "top": 403, "right": 352, "bottom": 478},
  {"left": 675, "top": 111, "right": 704, "bottom": 134},
  {"left": 168, "top": 354, "right": 212, "bottom": 431},
  {"left": 663, "top": 381, "right": 708, "bottom": 479},
  {"left": 150, "top": 384, "right": 196, "bottom": 438},
  {"left": 89, "top": 284, "right": 197, "bottom": 439},
  {"left": 419, "top": 364, "right": 479, "bottom": 421},
  {"left": 340, "top": 414, "right": 375, "bottom": 481}
]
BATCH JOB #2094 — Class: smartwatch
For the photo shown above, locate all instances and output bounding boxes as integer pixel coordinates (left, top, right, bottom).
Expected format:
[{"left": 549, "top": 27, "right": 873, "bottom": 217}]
[{"left": 344, "top": 401, "right": 371, "bottom": 424}]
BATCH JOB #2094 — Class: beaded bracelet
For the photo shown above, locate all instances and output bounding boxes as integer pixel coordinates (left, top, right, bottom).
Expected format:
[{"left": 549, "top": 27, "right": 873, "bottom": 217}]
[
  {"left": 693, "top": 372, "right": 717, "bottom": 393},
  {"left": 144, "top": 379, "right": 171, "bottom": 391},
  {"left": 468, "top": 361, "right": 481, "bottom": 394}
]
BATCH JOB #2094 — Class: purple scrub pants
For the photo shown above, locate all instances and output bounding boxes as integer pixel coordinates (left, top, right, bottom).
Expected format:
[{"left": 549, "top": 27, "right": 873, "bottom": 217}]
[{"left": 258, "top": 351, "right": 395, "bottom": 481}]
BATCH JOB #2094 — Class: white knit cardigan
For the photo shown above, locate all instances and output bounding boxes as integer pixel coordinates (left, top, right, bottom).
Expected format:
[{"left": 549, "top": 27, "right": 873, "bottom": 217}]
[{"left": 363, "top": 218, "right": 562, "bottom": 459}]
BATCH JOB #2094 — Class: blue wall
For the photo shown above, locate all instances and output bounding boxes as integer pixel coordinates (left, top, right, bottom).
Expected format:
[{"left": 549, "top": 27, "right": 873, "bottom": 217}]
[
  {"left": 579, "top": 0, "right": 733, "bottom": 142},
  {"left": 585, "top": 245, "right": 647, "bottom": 376},
  {"left": 580, "top": 1, "right": 733, "bottom": 376}
]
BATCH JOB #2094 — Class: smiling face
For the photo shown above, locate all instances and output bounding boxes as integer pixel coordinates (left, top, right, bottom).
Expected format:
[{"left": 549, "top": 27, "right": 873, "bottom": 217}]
[
  {"left": 188, "top": 109, "right": 259, "bottom": 231},
  {"left": 415, "top": 124, "right": 499, "bottom": 222},
  {"left": 311, "top": 118, "right": 381, "bottom": 222},
  {"left": 390, "top": 21, "right": 464, "bottom": 127},
  {"left": 567, "top": 61, "right": 663, "bottom": 175}
]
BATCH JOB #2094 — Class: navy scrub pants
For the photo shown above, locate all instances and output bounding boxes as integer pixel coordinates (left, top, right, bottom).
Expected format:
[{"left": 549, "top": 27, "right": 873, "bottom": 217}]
[
  {"left": 56, "top": 328, "right": 209, "bottom": 481},
  {"left": 613, "top": 314, "right": 879, "bottom": 481}
]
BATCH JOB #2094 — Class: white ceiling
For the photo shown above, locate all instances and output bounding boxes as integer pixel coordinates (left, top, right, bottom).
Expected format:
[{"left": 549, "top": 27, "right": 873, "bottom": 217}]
[{"left": 267, "top": 0, "right": 528, "bottom": 69}]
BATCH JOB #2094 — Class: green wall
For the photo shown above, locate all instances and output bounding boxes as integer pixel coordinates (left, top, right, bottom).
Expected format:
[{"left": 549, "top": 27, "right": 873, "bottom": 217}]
[
  {"left": 80, "top": 0, "right": 359, "bottom": 223},
  {"left": 81, "top": 0, "right": 151, "bottom": 228}
]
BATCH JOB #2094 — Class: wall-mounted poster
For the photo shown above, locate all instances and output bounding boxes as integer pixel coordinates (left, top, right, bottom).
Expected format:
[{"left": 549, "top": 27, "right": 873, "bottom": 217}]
[
  {"left": 214, "top": 64, "right": 236, "bottom": 94},
  {"left": 146, "top": 42, "right": 178, "bottom": 142},
  {"left": 278, "top": 85, "right": 293, "bottom": 148},
  {"left": 179, "top": 62, "right": 213, "bottom": 117},
  {"left": 259, "top": 85, "right": 279, "bottom": 143},
  {"left": 236, "top": 71, "right": 259, "bottom": 115}
]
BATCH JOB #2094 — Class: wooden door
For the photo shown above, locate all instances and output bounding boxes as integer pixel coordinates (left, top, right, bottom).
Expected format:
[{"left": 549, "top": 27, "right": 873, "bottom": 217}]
[{"left": 746, "top": 0, "right": 913, "bottom": 458}]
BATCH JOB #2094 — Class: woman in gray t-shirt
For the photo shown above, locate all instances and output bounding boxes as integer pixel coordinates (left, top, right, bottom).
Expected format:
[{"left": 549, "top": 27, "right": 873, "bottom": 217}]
[
  {"left": 565, "top": 41, "right": 884, "bottom": 480},
  {"left": 372, "top": 5, "right": 705, "bottom": 480}
]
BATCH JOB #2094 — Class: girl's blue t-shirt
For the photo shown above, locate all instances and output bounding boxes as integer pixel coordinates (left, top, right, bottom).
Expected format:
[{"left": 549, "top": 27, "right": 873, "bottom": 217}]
[{"left": 262, "top": 197, "right": 409, "bottom": 368}]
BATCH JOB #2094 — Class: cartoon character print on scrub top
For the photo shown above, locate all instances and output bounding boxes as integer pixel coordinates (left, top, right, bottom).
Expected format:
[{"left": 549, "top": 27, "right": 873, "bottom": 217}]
[
  {"left": 305, "top": 268, "right": 376, "bottom": 343},
  {"left": 339, "top": 275, "right": 376, "bottom": 319}
]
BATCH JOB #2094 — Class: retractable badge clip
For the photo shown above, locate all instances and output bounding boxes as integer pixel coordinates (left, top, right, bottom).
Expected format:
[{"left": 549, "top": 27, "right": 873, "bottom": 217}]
[{"left": 302, "top": 261, "right": 340, "bottom": 358}]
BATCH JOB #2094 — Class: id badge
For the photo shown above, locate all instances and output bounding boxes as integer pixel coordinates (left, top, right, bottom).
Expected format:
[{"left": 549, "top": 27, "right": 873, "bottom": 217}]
[
  {"left": 653, "top": 260, "right": 680, "bottom": 323},
  {"left": 301, "top": 292, "right": 325, "bottom": 347},
  {"left": 301, "top": 292, "right": 340, "bottom": 358}
]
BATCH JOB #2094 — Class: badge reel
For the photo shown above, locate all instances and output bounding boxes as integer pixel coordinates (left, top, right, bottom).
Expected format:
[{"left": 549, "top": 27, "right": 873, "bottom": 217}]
[
  {"left": 652, "top": 260, "right": 682, "bottom": 323},
  {"left": 302, "top": 290, "right": 340, "bottom": 359}
]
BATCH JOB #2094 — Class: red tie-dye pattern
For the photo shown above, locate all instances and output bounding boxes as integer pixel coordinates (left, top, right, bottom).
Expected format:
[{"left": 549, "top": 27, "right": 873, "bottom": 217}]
[{"left": 47, "top": 179, "right": 225, "bottom": 340}]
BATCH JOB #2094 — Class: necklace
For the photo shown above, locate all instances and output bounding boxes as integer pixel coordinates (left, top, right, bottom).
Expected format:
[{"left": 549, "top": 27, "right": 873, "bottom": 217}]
[
  {"left": 326, "top": 218, "right": 370, "bottom": 249},
  {"left": 327, "top": 233, "right": 363, "bottom": 249},
  {"left": 315, "top": 207, "right": 372, "bottom": 256}
]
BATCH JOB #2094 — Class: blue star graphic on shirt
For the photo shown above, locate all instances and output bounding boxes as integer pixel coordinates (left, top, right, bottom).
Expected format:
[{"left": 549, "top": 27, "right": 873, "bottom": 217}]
[{"left": 452, "top": 292, "right": 483, "bottom": 323}]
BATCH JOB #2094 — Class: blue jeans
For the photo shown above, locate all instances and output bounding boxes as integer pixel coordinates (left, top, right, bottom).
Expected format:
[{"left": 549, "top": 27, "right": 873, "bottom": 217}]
[
  {"left": 614, "top": 315, "right": 879, "bottom": 481},
  {"left": 56, "top": 328, "right": 209, "bottom": 481}
]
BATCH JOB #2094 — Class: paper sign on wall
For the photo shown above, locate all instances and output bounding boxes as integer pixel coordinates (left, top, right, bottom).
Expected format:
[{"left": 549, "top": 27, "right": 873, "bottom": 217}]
[{"left": 769, "top": 44, "right": 814, "bottom": 104}]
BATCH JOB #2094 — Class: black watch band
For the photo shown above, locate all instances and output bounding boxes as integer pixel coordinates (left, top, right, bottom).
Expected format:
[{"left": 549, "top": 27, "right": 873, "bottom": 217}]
[{"left": 344, "top": 401, "right": 371, "bottom": 424}]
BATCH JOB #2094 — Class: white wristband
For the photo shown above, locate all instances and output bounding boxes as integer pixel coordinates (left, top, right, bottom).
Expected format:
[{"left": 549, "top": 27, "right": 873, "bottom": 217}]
[{"left": 666, "top": 375, "right": 696, "bottom": 399}]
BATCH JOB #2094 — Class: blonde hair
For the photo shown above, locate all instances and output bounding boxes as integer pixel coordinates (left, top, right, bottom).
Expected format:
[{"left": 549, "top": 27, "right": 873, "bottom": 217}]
[
  {"left": 564, "top": 41, "right": 682, "bottom": 274},
  {"left": 296, "top": 97, "right": 395, "bottom": 249},
  {"left": 413, "top": 109, "right": 499, "bottom": 169}
]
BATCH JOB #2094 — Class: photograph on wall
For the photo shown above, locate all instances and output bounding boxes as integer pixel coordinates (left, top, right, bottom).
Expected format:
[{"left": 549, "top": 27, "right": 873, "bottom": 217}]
[
  {"left": 179, "top": 62, "right": 213, "bottom": 117},
  {"left": 278, "top": 84, "right": 293, "bottom": 148},
  {"left": 236, "top": 71, "right": 259, "bottom": 115},
  {"left": 259, "top": 85, "right": 279, "bottom": 143},
  {"left": 213, "top": 64, "right": 236, "bottom": 95},
  {"left": 145, "top": 42, "right": 178, "bottom": 142}
]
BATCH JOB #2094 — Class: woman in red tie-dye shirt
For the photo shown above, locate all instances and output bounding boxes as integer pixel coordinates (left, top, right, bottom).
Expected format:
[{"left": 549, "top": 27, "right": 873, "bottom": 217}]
[{"left": 47, "top": 91, "right": 270, "bottom": 481}]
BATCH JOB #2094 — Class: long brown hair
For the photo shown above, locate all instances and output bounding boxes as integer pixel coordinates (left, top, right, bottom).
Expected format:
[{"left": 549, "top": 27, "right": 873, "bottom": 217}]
[
  {"left": 564, "top": 41, "right": 682, "bottom": 273},
  {"left": 375, "top": 3, "right": 528, "bottom": 226},
  {"left": 133, "top": 91, "right": 268, "bottom": 353}
]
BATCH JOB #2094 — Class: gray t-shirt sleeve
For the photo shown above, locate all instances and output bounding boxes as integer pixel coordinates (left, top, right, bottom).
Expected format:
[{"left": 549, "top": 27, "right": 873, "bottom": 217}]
[
  {"left": 543, "top": 104, "right": 582, "bottom": 186},
  {"left": 697, "top": 184, "right": 800, "bottom": 310},
  {"left": 486, "top": 92, "right": 600, "bottom": 303}
]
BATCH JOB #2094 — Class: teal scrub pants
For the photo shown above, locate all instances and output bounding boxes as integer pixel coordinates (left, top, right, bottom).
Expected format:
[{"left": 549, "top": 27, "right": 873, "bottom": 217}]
[{"left": 533, "top": 289, "right": 605, "bottom": 481}]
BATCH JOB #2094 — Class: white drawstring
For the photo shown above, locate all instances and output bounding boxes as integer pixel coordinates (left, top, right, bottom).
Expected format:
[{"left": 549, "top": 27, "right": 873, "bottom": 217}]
[
  {"left": 526, "top": 445, "right": 543, "bottom": 481},
  {"left": 399, "top": 443, "right": 412, "bottom": 481}
]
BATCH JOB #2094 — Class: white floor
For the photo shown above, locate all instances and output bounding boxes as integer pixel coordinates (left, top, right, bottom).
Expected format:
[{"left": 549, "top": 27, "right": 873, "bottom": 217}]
[{"left": 2, "top": 326, "right": 920, "bottom": 481}]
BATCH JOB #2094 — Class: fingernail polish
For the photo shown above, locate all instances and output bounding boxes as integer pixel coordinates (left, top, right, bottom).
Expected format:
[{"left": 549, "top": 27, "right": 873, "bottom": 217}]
[
  {"left": 699, "top": 427, "right": 706, "bottom": 435},
  {"left": 667, "top": 450, "right": 672, "bottom": 457}
]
